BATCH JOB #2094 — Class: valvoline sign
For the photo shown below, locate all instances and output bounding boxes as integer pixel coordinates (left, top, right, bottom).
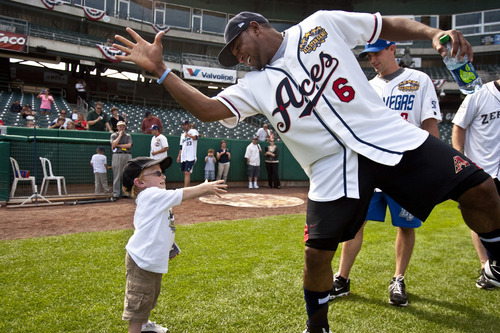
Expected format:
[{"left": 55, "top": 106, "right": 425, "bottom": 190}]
[{"left": 182, "top": 65, "right": 237, "bottom": 84}]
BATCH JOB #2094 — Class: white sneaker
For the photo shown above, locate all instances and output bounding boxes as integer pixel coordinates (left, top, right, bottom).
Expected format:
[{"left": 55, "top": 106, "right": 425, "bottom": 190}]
[
  {"left": 248, "top": 183, "right": 253, "bottom": 189},
  {"left": 141, "top": 320, "right": 168, "bottom": 333},
  {"left": 253, "top": 183, "right": 259, "bottom": 189}
]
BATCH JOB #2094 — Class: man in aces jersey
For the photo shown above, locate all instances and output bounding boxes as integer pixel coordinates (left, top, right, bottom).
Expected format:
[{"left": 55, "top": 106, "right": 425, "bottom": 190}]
[
  {"left": 331, "top": 39, "right": 442, "bottom": 307},
  {"left": 115, "top": 11, "right": 500, "bottom": 333}
]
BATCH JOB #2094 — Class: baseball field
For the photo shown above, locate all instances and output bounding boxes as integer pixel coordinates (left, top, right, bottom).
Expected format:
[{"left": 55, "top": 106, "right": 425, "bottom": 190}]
[{"left": 0, "top": 186, "right": 498, "bottom": 332}]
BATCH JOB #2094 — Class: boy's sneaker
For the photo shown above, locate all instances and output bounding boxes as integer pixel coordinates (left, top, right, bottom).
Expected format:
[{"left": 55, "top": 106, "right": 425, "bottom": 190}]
[
  {"left": 302, "top": 323, "right": 332, "bottom": 333},
  {"left": 253, "top": 183, "right": 259, "bottom": 189},
  {"left": 484, "top": 260, "right": 500, "bottom": 287},
  {"left": 248, "top": 183, "right": 253, "bottom": 189},
  {"left": 141, "top": 320, "right": 168, "bottom": 333},
  {"left": 329, "top": 273, "right": 350, "bottom": 300},
  {"left": 388, "top": 274, "right": 408, "bottom": 307},
  {"left": 476, "top": 268, "right": 496, "bottom": 290}
]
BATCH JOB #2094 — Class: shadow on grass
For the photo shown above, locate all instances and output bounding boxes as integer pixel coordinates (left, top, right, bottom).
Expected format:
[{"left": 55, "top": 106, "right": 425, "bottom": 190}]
[{"left": 329, "top": 292, "right": 499, "bottom": 332}]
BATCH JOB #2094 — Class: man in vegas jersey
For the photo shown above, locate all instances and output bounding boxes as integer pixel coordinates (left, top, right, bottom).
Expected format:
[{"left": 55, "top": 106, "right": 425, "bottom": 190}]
[
  {"left": 332, "top": 39, "right": 442, "bottom": 307},
  {"left": 115, "top": 11, "right": 500, "bottom": 333}
]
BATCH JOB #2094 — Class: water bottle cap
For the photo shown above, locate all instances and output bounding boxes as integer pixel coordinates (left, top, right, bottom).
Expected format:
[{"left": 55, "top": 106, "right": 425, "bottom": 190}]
[{"left": 439, "top": 34, "right": 450, "bottom": 44}]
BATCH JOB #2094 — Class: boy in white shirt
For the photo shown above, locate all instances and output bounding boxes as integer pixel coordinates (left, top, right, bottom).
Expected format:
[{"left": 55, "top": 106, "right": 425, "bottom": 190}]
[
  {"left": 90, "top": 146, "right": 110, "bottom": 194},
  {"left": 121, "top": 156, "right": 226, "bottom": 333}
]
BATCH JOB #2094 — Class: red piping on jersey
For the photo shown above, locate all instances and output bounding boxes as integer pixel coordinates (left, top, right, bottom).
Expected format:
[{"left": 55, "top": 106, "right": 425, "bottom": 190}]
[
  {"left": 219, "top": 96, "right": 241, "bottom": 121},
  {"left": 367, "top": 14, "right": 378, "bottom": 44}
]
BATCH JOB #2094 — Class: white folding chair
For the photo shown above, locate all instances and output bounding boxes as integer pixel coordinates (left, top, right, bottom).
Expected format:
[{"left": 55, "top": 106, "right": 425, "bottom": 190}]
[
  {"left": 39, "top": 157, "right": 67, "bottom": 196},
  {"left": 10, "top": 157, "right": 36, "bottom": 197}
]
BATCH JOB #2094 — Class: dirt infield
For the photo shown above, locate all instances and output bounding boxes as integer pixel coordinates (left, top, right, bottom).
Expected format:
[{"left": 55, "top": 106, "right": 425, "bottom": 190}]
[{"left": 0, "top": 186, "right": 309, "bottom": 240}]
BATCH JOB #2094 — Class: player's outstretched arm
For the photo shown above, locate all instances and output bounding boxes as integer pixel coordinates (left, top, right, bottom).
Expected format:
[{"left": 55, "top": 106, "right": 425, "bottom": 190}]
[
  {"left": 114, "top": 28, "right": 233, "bottom": 122},
  {"left": 380, "top": 17, "right": 473, "bottom": 62},
  {"left": 182, "top": 180, "right": 227, "bottom": 200}
]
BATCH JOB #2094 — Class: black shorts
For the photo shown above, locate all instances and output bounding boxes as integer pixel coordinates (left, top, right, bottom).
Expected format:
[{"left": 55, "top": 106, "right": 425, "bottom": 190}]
[{"left": 305, "top": 135, "right": 490, "bottom": 251}]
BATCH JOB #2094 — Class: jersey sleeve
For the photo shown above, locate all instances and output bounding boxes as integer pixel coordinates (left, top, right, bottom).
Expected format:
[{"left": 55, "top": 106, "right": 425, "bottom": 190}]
[
  {"left": 452, "top": 94, "right": 476, "bottom": 129},
  {"left": 323, "top": 10, "right": 382, "bottom": 48},
  {"left": 420, "top": 74, "right": 442, "bottom": 123},
  {"left": 215, "top": 75, "right": 262, "bottom": 128}
]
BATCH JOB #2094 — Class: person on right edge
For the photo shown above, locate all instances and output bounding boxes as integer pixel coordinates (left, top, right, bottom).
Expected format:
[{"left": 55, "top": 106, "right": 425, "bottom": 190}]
[
  {"left": 115, "top": 12, "right": 500, "bottom": 333},
  {"left": 331, "top": 39, "right": 442, "bottom": 307},
  {"left": 452, "top": 78, "right": 500, "bottom": 291}
]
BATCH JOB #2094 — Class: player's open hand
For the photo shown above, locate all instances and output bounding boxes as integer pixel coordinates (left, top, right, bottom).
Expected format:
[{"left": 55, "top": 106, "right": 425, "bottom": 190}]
[{"left": 114, "top": 28, "right": 167, "bottom": 77}]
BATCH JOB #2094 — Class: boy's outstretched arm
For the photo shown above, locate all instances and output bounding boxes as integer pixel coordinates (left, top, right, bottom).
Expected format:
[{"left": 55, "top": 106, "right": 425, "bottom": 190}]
[{"left": 182, "top": 180, "right": 227, "bottom": 200}]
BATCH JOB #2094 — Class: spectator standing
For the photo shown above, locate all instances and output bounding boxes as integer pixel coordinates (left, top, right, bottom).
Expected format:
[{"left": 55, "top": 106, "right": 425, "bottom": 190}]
[
  {"left": 245, "top": 136, "right": 262, "bottom": 189},
  {"left": 75, "top": 113, "right": 88, "bottom": 130},
  {"left": 90, "top": 146, "right": 110, "bottom": 194},
  {"left": 216, "top": 140, "right": 231, "bottom": 184},
  {"left": 255, "top": 123, "right": 273, "bottom": 142},
  {"left": 452, "top": 78, "right": 500, "bottom": 290},
  {"left": 75, "top": 79, "right": 87, "bottom": 102},
  {"left": 10, "top": 100, "right": 22, "bottom": 113},
  {"left": 150, "top": 124, "right": 169, "bottom": 160},
  {"left": 37, "top": 89, "right": 54, "bottom": 115},
  {"left": 120, "top": 156, "right": 226, "bottom": 333},
  {"left": 204, "top": 149, "right": 217, "bottom": 181},
  {"left": 331, "top": 39, "right": 442, "bottom": 307},
  {"left": 110, "top": 121, "right": 132, "bottom": 199},
  {"left": 264, "top": 139, "right": 280, "bottom": 188},
  {"left": 110, "top": 106, "right": 127, "bottom": 132},
  {"left": 141, "top": 111, "right": 162, "bottom": 134},
  {"left": 176, "top": 119, "right": 198, "bottom": 187},
  {"left": 87, "top": 101, "right": 112, "bottom": 132},
  {"left": 48, "top": 109, "right": 70, "bottom": 129}
]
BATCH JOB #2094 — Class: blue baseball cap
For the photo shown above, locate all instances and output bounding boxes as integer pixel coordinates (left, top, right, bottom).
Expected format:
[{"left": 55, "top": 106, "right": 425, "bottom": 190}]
[
  {"left": 150, "top": 124, "right": 160, "bottom": 130},
  {"left": 358, "top": 39, "right": 395, "bottom": 59}
]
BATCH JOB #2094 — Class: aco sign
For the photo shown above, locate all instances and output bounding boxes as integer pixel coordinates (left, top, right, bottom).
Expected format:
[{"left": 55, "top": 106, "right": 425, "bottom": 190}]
[{"left": 0, "top": 30, "right": 28, "bottom": 53}]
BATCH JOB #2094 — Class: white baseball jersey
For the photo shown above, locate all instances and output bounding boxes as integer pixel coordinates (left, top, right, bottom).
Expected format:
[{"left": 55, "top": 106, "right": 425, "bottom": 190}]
[
  {"left": 453, "top": 81, "right": 500, "bottom": 179},
  {"left": 216, "top": 10, "right": 428, "bottom": 201},
  {"left": 179, "top": 128, "right": 198, "bottom": 162},
  {"left": 369, "top": 68, "right": 441, "bottom": 127},
  {"left": 150, "top": 133, "right": 169, "bottom": 160}
]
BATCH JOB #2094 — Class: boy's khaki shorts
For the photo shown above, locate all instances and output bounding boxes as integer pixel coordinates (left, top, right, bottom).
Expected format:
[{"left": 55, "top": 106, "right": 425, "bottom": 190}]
[{"left": 122, "top": 252, "right": 163, "bottom": 322}]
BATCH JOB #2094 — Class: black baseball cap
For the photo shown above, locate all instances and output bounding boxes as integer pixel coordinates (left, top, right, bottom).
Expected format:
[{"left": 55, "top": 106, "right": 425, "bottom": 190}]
[
  {"left": 218, "top": 11, "right": 269, "bottom": 67},
  {"left": 122, "top": 156, "right": 172, "bottom": 192}
]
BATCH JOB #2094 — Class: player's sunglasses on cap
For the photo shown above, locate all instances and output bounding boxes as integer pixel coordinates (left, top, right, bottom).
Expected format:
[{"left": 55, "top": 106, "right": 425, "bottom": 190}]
[
  {"left": 122, "top": 156, "right": 172, "bottom": 191},
  {"left": 358, "top": 39, "right": 395, "bottom": 59},
  {"left": 218, "top": 11, "right": 269, "bottom": 67}
]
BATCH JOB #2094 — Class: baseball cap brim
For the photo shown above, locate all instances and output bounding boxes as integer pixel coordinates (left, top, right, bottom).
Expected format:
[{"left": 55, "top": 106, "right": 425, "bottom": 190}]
[
  {"left": 122, "top": 156, "right": 172, "bottom": 191},
  {"left": 358, "top": 39, "right": 395, "bottom": 59}
]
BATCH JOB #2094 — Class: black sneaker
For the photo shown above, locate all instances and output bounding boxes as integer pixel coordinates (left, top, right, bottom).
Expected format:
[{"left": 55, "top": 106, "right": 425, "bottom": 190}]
[
  {"left": 476, "top": 268, "right": 496, "bottom": 290},
  {"left": 484, "top": 260, "right": 500, "bottom": 287},
  {"left": 329, "top": 273, "right": 350, "bottom": 300},
  {"left": 388, "top": 274, "right": 408, "bottom": 307}
]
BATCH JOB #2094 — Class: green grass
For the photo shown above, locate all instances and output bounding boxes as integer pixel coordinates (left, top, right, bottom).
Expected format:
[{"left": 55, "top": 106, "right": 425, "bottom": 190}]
[{"left": 0, "top": 200, "right": 499, "bottom": 332}]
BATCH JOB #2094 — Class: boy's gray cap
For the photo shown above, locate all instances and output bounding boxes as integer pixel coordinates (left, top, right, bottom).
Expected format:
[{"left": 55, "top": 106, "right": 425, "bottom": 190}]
[
  {"left": 218, "top": 11, "right": 269, "bottom": 67},
  {"left": 122, "top": 156, "right": 172, "bottom": 192}
]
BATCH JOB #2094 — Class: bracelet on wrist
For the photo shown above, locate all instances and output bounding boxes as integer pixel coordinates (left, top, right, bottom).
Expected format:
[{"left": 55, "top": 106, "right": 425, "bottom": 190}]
[{"left": 157, "top": 68, "right": 171, "bottom": 84}]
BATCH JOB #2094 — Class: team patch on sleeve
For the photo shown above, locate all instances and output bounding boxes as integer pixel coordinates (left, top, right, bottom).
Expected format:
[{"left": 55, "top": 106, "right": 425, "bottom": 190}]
[{"left": 299, "top": 26, "right": 328, "bottom": 54}]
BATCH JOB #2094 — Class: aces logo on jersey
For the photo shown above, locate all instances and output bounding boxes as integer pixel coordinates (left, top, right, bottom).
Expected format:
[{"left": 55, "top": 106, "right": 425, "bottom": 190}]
[{"left": 299, "top": 26, "right": 328, "bottom": 54}]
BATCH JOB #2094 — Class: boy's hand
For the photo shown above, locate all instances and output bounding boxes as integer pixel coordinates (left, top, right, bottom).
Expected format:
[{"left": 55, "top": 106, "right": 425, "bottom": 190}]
[{"left": 205, "top": 179, "right": 227, "bottom": 198}]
